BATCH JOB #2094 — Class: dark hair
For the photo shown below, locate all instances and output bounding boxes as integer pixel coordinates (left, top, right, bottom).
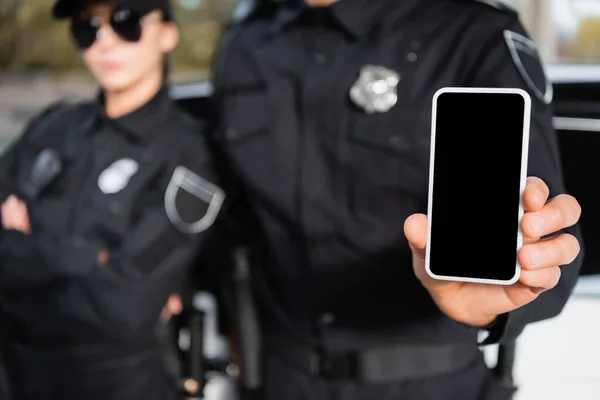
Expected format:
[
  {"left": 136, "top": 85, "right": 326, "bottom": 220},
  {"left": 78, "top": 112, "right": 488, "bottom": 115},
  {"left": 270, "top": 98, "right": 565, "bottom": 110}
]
[
  {"left": 161, "top": 10, "right": 173, "bottom": 22},
  {"left": 162, "top": 55, "right": 170, "bottom": 83},
  {"left": 73, "top": 0, "right": 109, "bottom": 17},
  {"left": 160, "top": 11, "right": 175, "bottom": 82}
]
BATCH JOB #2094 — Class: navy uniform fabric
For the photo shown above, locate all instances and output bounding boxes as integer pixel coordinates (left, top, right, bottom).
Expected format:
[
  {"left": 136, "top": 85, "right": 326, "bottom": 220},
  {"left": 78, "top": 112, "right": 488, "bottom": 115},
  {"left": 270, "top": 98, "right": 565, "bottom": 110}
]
[
  {"left": 210, "top": 0, "right": 583, "bottom": 399},
  {"left": 0, "top": 87, "right": 223, "bottom": 400},
  {"left": 261, "top": 350, "right": 493, "bottom": 400},
  {"left": 212, "top": 0, "right": 582, "bottom": 346}
]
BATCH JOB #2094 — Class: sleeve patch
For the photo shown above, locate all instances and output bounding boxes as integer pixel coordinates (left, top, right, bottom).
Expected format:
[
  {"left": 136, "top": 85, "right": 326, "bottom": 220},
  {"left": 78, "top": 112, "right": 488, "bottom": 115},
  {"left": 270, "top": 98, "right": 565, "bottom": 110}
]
[{"left": 503, "top": 30, "right": 553, "bottom": 104}]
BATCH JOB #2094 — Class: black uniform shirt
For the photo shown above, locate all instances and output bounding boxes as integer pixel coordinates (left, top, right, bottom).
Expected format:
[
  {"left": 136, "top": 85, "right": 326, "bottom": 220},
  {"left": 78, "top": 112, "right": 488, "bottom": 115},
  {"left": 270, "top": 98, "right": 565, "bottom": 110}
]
[
  {"left": 212, "top": 0, "right": 583, "bottom": 350},
  {"left": 0, "top": 86, "right": 224, "bottom": 347}
]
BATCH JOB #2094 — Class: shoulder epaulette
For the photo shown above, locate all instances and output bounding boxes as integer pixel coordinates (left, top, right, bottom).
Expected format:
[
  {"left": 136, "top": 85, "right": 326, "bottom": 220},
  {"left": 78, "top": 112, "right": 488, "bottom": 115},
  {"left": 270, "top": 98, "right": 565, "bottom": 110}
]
[{"left": 25, "top": 99, "right": 92, "bottom": 141}]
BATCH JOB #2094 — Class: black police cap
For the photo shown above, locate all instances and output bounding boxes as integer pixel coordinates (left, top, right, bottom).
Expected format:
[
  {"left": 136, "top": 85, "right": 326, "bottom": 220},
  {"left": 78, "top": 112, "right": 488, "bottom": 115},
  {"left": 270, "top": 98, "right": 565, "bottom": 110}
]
[{"left": 52, "top": 0, "right": 173, "bottom": 20}]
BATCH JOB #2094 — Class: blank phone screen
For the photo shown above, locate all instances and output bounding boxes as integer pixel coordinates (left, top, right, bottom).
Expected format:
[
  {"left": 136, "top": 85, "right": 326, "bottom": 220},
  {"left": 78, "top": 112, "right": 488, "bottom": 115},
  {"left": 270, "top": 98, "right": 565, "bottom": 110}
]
[{"left": 428, "top": 91, "right": 528, "bottom": 282}]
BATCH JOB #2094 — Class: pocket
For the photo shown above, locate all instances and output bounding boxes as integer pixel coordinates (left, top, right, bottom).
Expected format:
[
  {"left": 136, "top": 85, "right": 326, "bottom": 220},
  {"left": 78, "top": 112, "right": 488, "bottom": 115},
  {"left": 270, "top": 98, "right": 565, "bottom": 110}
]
[
  {"left": 346, "top": 102, "right": 432, "bottom": 196},
  {"left": 221, "top": 89, "right": 272, "bottom": 145},
  {"left": 350, "top": 105, "right": 432, "bottom": 155}
]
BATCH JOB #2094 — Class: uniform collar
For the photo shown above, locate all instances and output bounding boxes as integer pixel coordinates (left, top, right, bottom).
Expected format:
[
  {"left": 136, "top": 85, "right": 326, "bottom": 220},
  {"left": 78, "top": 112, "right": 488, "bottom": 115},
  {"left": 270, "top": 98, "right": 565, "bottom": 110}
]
[
  {"left": 269, "top": 0, "right": 384, "bottom": 38},
  {"left": 95, "top": 85, "right": 173, "bottom": 142},
  {"left": 268, "top": 0, "right": 305, "bottom": 34},
  {"left": 328, "top": 0, "right": 388, "bottom": 37}
]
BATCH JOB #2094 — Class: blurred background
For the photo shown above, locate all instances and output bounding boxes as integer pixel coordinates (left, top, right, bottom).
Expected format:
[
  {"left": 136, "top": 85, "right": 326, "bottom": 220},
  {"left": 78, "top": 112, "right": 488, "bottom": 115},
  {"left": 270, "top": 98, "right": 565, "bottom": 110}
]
[{"left": 0, "top": 0, "right": 599, "bottom": 140}]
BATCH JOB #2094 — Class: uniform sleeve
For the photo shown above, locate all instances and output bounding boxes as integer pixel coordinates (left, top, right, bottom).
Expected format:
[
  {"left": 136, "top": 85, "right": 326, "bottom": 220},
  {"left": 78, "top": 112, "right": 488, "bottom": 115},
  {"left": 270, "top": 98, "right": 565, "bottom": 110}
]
[
  {"left": 0, "top": 231, "right": 98, "bottom": 286},
  {"left": 464, "top": 21, "right": 584, "bottom": 344},
  {"left": 0, "top": 101, "right": 69, "bottom": 201},
  {"left": 0, "top": 102, "right": 75, "bottom": 285},
  {"left": 0, "top": 200, "right": 197, "bottom": 285}
]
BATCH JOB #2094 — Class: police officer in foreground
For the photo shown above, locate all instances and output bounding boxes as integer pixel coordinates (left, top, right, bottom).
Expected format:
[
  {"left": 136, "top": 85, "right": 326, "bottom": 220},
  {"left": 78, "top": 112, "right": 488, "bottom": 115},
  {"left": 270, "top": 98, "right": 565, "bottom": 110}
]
[
  {"left": 0, "top": 0, "right": 223, "bottom": 399},
  {"left": 207, "top": 0, "right": 583, "bottom": 399}
]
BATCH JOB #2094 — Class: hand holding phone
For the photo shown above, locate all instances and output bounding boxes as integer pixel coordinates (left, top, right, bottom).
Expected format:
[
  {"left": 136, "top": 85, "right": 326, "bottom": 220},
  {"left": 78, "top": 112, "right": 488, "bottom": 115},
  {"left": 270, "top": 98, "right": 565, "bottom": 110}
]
[
  {"left": 425, "top": 88, "right": 531, "bottom": 285},
  {"left": 401, "top": 87, "right": 582, "bottom": 327}
]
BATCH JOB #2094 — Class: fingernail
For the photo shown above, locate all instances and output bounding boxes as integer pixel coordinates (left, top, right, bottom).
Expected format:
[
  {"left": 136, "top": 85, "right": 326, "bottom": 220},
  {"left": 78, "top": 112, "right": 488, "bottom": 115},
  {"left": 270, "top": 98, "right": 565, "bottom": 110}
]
[
  {"left": 529, "top": 248, "right": 542, "bottom": 266},
  {"left": 528, "top": 214, "right": 545, "bottom": 235}
]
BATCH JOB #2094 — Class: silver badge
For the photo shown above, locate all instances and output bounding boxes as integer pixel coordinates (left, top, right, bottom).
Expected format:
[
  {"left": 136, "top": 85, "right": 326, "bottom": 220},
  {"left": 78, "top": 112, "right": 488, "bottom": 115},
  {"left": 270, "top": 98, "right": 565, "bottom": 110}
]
[
  {"left": 350, "top": 65, "right": 400, "bottom": 114},
  {"left": 164, "top": 166, "right": 225, "bottom": 234},
  {"left": 98, "top": 158, "right": 139, "bottom": 194}
]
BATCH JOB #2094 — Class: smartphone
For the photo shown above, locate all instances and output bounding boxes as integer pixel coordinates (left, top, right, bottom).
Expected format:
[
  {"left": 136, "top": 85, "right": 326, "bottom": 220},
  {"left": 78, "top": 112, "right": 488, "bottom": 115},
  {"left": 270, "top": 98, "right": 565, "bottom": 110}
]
[{"left": 425, "top": 87, "right": 531, "bottom": 285}]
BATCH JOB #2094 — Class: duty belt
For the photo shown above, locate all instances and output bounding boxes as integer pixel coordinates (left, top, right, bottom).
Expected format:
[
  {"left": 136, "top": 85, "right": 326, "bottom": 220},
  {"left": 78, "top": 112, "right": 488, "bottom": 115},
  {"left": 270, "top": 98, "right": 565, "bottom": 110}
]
[{"left": 266, "top": 332, "right": 482, "bottom": 383}]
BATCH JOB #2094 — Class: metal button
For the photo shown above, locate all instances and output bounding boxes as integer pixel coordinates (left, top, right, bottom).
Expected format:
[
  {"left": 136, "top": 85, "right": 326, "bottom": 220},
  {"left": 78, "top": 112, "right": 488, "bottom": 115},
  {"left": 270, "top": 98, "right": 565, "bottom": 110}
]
[
  {"left": 407, "top": 52, "right": 418, "bottom": 62},
  {"left": 314, "top": 53, "right": 328, "bottom": 64},
  {"left": 321, "top": 313, "right": 335, "bottom": 325}
]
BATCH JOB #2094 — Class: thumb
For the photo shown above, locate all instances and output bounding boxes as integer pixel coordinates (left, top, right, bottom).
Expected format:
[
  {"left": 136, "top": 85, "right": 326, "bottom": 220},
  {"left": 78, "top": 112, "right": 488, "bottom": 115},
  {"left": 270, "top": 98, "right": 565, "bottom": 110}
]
[
  {"left": 6, "top": 195, "right": 17, "bottom": 207},
  {"left": 403, "top": 213, "right": 428, "bottom": 260},
  {"left": 168, "top": 295, "right": 183, "bottom": 315}
]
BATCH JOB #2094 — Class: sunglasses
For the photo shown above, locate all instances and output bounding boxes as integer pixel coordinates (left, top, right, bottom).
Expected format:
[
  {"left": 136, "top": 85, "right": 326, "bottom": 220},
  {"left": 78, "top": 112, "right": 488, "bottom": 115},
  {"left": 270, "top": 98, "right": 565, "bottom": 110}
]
[{"left": 70, "top": 8, "right": 148, "bottom": 50}]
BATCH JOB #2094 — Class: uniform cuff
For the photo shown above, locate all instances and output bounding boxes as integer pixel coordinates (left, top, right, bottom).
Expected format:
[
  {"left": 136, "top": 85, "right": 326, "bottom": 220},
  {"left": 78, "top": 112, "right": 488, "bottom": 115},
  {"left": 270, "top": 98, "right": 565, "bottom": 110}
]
[
  {"left": 456, "top": 314, "right": 510, "bottom": 345},
  {"left": 479, "top": 313, "right": 512, "bottom": 345}
]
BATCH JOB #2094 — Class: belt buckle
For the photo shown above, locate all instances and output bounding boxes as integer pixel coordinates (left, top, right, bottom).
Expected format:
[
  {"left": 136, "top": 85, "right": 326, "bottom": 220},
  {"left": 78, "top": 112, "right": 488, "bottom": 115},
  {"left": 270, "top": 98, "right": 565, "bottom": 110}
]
[{"left": 315, "top": 349, "right": 360, "bottom": 380}]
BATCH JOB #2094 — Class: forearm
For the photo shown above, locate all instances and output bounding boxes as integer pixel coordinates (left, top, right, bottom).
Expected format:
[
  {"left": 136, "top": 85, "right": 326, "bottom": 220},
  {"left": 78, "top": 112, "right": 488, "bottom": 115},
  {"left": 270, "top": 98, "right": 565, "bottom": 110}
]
[
  {"left": 0, "top": 229, "right": 109, "bottom": 291},
  {"left": 0, "top": 199, "right": 190, "bottom": 285}
]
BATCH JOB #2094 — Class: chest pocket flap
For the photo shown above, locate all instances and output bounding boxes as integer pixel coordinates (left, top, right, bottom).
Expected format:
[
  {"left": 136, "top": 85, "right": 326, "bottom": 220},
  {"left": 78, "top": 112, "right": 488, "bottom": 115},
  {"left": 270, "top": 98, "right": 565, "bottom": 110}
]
[
  {"left": 350, "top": 103, "right": 432, "bottom": 156},
  {"left": 221, "top": 88, "right": 272, "bottom": 144}
]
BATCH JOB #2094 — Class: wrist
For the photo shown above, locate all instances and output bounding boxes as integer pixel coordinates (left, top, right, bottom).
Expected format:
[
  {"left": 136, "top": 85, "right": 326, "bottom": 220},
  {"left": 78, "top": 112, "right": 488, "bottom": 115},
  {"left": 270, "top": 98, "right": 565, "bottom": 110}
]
[{"left": 460, "top": 314, "right": 498, "bottom": 329}]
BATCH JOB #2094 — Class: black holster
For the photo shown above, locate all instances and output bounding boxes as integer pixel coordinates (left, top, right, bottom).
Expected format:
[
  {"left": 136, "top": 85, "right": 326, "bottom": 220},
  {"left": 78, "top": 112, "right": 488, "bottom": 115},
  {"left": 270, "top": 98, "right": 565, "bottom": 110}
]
[
  {"left": 233, "top": 247, "right": 263, "bottom": 391},
  {"left": 482, "top": 341, "right": 518, "bottom": 400}
]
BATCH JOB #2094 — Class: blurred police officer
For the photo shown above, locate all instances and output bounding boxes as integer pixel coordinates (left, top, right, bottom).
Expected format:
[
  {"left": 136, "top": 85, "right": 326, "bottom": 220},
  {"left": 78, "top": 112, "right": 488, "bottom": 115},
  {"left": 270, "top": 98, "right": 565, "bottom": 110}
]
[
  {"left": 209, "top": 0, "right": 583, "bottom": 399},
  {"left": 0, "top": 0, "right": 224, "bottom": 399}
]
